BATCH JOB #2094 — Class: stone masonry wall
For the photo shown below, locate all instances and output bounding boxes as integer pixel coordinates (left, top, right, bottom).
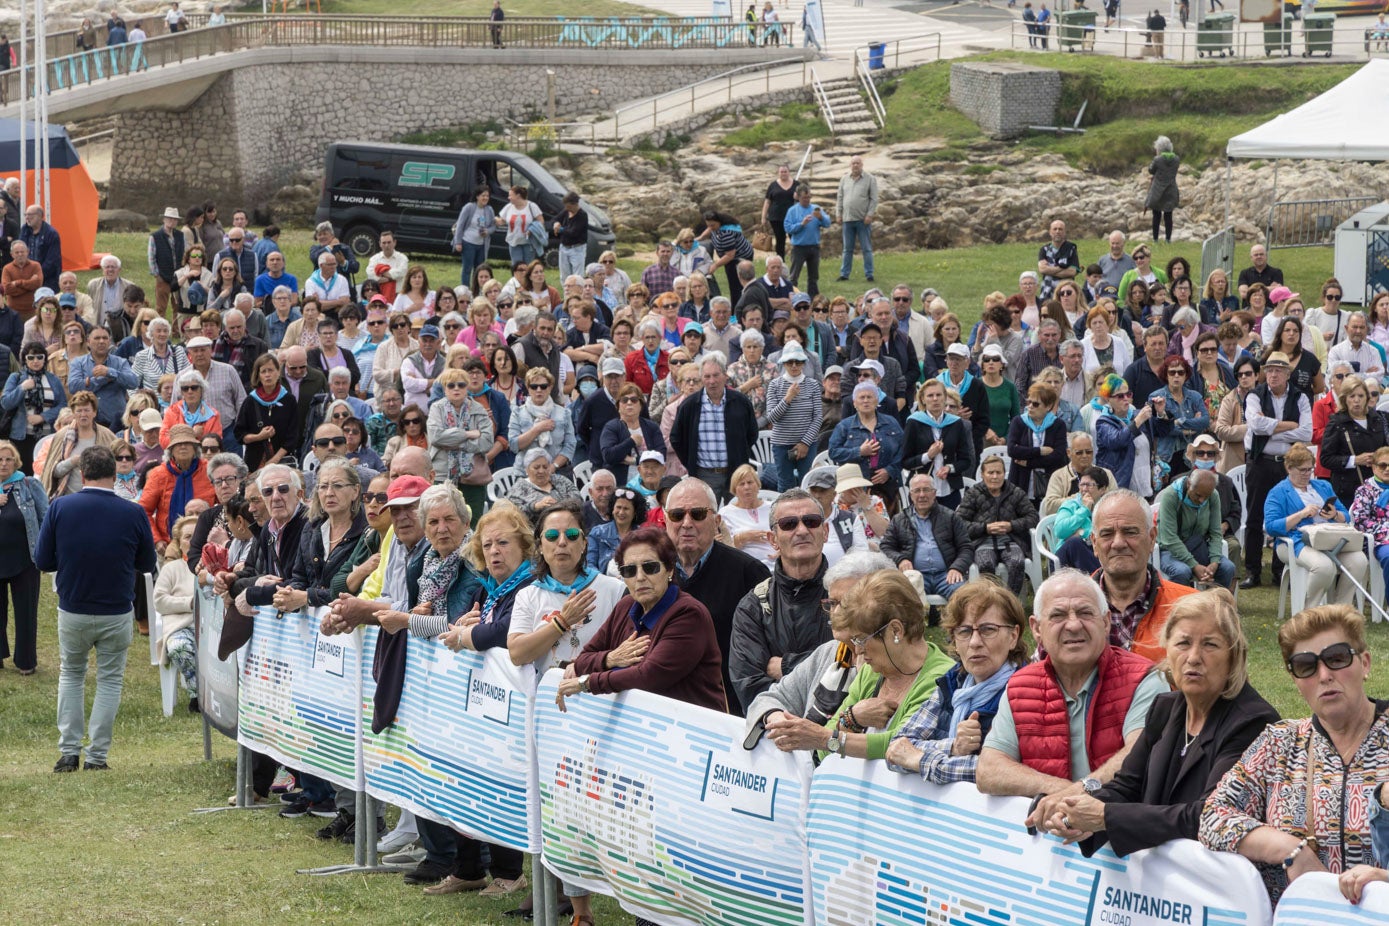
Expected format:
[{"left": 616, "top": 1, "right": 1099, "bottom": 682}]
[
  {"left": 949, "top": 61, "right": 1060, "bottom": 140},
  {"left": 109, "top": 59, "right": 742, "bottom": 214}
]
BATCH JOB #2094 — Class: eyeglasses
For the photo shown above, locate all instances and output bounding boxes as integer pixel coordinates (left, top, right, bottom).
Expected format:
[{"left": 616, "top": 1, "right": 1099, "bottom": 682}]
[
  {"left": 950, "top": 623, "right": 1007, "bottom": 642},
  {"left": 1334, "top": 373, "right": 1347, "bottom": 380},
  {"left": 363, "top": 491, "right": 389, "bottom": 505},
  {"left": 666, "top": 506, "right": 711, "bottom": 523},
  {"left": 403, "top": 418, "right": 424, "bottom": 426},
  {"left": 775, "top": 513, "right": 825, "bottom": 532},
  {"left": 1290, "top": 465, "right": 1315, "bottom": 475},
  {"left": 619, "top": 396, "right": 642, "bottom": 404},
  {"left": 1286, "top": 641, "right": 1358, "bottom": 678},
  {"left": 201, "top": 444, "right": 220, "bottom": 453},
  {"left": 892, "top": 296, "right": 911, "bottom": 303},
  {"left": 982, "top": 356, "right": 1002, "bottom": 363},
  {"left": 1237, "top": 370, "right": 1257, "bottom": 378},
  {"left": 367, "top": 319, "right": 386, "bottom": 327},
  {"left": 848, "top": 624, "right": 888, "bottom": 650},
  {"left": 264, "top": 483, "right": 294, "bottom": 496},
  {"left": 313, "top": 436, "right": 348, "bottom": 448},
  {"left": 285, "top": 365, "right": 308, "bottom": 375},
  {"left": 1326, "top": 293, "right": 1343, "bottom": 301},
  {"left": 181, "top": 385, "right": 201, "bottom": 392},
  {"left": 543, "top": 527, "right": 583, "bottom": 542},
  {"left": 601, "top": 259, "right": 616, "bottom": 264},
  {"left": 1197, "top": 346, "right": 1218, "bottom": 354},
  {"left": 443, "top": 323, "right": 462, "bottom": 330},
  {"left": 446, "top": 382, "right": 468, "bottom": 390},
  {"left": 390, "top": 321, "right": 411, "bottom": 330},
  {"left": 318, "top": 482, "right": 354, "bottom": 492},
  {"left": 1192, "top": 449, "right": 1218, "bottom": 459},
  {"left": 618, "top": 560, "right": 664, "bottom": 578},
  {"left": 528, "top": 382, "right": 552, "bottom": 390},
  {"left": 115, "top": 454, "right": 136, "bottom": 462},
  {"left": 211, "top": 475, "right": 241, "bottom": 487},
  {"left": 820, "top": 597, "right": 842, "bottom": 614},
  {"left": 1026, "top": 400, "right": 1044, "bottom": 408},
  {"left": 1168, "top": 370, "right": 1186, "bottom": 378}
]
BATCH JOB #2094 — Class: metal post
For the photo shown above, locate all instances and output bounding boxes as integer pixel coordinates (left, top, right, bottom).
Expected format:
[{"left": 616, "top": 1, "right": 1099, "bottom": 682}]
[
  {"left": 546, "top": 68, "right": 556, "bottom": 122},
  {"left": 19, "top": 0, "right": 26, "bottom": 219},
  {"left": 191, "top": 744, "right": 278, "bottom": 813},
  {"left": 1222, "top": 157, "right": 1231, "bottom": 231}
]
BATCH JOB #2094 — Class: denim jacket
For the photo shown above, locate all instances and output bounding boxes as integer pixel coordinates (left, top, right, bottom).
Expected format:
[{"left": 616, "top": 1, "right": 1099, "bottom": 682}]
[{"left": 4, "top": 476, "right": 49, "bottom": 560}]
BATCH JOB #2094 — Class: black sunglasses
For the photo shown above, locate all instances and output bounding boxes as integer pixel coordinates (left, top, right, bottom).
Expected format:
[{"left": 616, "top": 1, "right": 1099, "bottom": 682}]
[
  {"left": 1286, "top": 642, "right": 1358, "bottom": 679},
  {"left": 402, "top": 418, "right": 424, "bottom": 426},
  {"left": 390, "top": 322, "right": 411, "bottom": 330},
  {"left": 775, "top": 513, "right": 825, "bottom": 532},
  {"left": 618, "top": 560, "right": 664, "bottom": 578},
  {"left": 666, "top": 507, "right": 711, "bottom": 523},
  {"left": 314, "top": 436, "right": 347, "bottom": 448},
  {"left": 362, "top": 492, "right": 389, "bottom": 505}
]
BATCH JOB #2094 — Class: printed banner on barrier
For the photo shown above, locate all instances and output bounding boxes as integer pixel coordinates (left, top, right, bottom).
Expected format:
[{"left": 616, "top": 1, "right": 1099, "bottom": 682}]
[
  {"left": 534, "top": 671, "right": 814, "bottom": 926},
  {"left": 807, "top": 759, "right": 1273, "bottom": 926},
  {"left": 360, "top": 628, "right": 539, "bottom": 853},
  {"left": 194, "top": 589, "right": 239, "bottom": 740},
  {"left": 1272, "top": 872, "right": 1389, "bottom": 926},
  {"left": 237, "top": 607, "right": 362, "bottom": 792}
]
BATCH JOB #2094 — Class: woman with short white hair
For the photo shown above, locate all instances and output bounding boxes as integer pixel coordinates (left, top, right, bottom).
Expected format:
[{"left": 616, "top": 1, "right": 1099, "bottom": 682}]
[
  {"left": 132, "top": 316, "right": 189, "bottom": 392},
  {"left": 160, "top": 368, "right": 221, "bottom": 449},
  {"left": 727, "top": 327, "right": 778, "bottom": 429}
]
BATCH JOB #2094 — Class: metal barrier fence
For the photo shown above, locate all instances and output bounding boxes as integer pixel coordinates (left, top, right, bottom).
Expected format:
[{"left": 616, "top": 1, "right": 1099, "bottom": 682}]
[
  {"left": 0, "top": 15, "right": 777, "bottom": 105},
  {"left": 1266, "top": 196, "right": 1378, "bottom": 249},
  {"left": 610, "top": 59, "right": 810, "bottom": 143},
  {"left": 1008, "top": 18, "right": 1389, "bottom": 61}
]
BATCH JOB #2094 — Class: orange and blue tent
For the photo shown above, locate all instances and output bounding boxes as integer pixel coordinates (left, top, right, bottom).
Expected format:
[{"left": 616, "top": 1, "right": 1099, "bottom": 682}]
[{"left": 0, "top": 119, "right": 101, "bottom": 271}]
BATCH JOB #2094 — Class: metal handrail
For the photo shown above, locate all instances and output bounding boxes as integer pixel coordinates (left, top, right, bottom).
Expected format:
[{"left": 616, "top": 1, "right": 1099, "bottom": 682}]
[
  {"left": 810, "top": 66, "right": 836, "bottom": 136},
  {"left": 853, "top": 51, "right": 886, "bottom": 128},
  {"left": 850, "top": 32, "right": 944, "bottom": 71},
  {"left": 1006, "top": 17, "right": 1384, "bottom": 61},
  {"left": 610, "top": 58, "right": 807, "bottom": 143},
  {"left": 504, "top": 119, "right": 598, "bottom": 151}
]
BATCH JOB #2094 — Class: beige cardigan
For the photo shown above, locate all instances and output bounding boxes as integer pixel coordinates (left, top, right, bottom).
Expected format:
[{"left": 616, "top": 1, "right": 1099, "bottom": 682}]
[
  {"left": 153, "top": 558, "right": 196, "bottom": 663},
  {"left": 1212, "top": 389, "right": 1248, "bottom": 474}
]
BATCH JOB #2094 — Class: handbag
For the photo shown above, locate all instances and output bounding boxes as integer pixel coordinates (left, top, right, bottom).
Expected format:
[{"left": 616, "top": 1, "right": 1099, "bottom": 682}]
[
  {"left": 459, "top": 453, "right": 492, "bottom": 487},
  {"left": 751, "top": 222, "right": 774, "bottom": 252},
  {"left": 1300, "top": 523, "right": 1364, "bottom": 553}
]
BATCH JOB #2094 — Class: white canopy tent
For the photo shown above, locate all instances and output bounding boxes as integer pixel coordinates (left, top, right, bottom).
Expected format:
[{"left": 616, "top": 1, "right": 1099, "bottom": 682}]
[{"left": 1226, "top": 59, "right": 1389, "bottom": 162}]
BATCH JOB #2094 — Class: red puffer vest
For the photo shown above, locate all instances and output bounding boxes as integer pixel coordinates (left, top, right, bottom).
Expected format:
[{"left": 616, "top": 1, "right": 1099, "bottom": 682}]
[{"left": 1008, "top": 646, "right": 1154, "bottom": 779}]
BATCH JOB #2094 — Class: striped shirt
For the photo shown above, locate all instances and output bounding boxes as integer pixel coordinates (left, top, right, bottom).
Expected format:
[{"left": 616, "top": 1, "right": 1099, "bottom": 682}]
[
  {"left": 765, "top": 374, "right": 824, "bottom": 448},
  {"left": 709, "top": 226, "right": 754, "bottom": 261},
  {"left": 696, "top": 388, "right": 730, "bottom": 468}
]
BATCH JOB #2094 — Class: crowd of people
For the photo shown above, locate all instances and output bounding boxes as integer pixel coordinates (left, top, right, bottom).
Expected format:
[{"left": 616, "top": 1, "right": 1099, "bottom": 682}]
[{"left": 2, "top": 186, "right": 1389, "bottom": 921}]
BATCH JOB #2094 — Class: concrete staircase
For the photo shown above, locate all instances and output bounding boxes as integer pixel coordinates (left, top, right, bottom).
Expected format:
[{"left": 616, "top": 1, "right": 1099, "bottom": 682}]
[{"left": 815, "top": 77, "right": 880, "bottom": 140}]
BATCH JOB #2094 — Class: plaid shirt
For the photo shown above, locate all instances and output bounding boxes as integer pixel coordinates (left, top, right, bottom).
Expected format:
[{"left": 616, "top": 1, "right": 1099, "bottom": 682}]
[
  {"left": 695, "top": 388, "right": 729, "bottom": 469},
  {"left": 641, "top": 261, "right": 679, "bottom": 297},
  {"left": 1098, "top": 564, "right": 1158, "bottom": 650},
  {"left": 197, "top": 359, "right": 246, "bottom": 427},
  {"left": 885, "top": 676, "right": 981, "bottom": 784}
]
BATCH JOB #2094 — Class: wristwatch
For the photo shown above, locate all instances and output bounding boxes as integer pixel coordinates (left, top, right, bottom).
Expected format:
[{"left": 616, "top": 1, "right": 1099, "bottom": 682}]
[
  {"left": 1081, "top": 776, "right": 1102, "bottom": 795},
  {"left": 826, "top": 730, "right": 843, "bottom": 754},
  {"left": 578, "top": 674, "right": 591, "bottom": 693}
]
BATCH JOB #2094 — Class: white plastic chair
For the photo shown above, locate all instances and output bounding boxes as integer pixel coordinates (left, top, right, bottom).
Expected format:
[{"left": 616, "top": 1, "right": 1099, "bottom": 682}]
[
  {"left": 146, "top": 574, "right": 161, "bottom": 667},
  {"left": 757, "top": 489, "right": 781, "bottom": 505},
  {"left": 1276, "top": 537, "right": 1312, "bottom": 621},
  {"left": 810, "top": 449, "right": 832, "bottom": 470},
  {"left": 572, "top": 459, "right": 593, "bottom": 490},
  {"left": 487, "top": 466, "right": 524, "bottom": 504},
  {"left": 159, "top": 661, "right": 179, "bottom": 718},
  {"left": 1368, "top": 554, "right": 1386, "bottom": 623},
  {"left": 898, "top": 483, "right": 910, "bottom": 512},
  {"left": 1031, "top": 514, "right": 1061, "bottom": 587},
  {"left": 1226, "top": 464, "right": 1247, "bottom": 551},
  {"left": 976, "top": 446, "right": 1010, "bottom": 481},
  {"left": 752, "top": 430, "right": 776, "bottom": 468}
]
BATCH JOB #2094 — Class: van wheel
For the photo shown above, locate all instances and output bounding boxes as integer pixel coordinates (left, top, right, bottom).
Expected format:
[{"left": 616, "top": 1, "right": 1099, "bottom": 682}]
[
  {"left": 544, "top": 248, "right": 559, "bottom": 269},
  {"left": 343, "top": 225, "right": 379, "bottom": 258}
]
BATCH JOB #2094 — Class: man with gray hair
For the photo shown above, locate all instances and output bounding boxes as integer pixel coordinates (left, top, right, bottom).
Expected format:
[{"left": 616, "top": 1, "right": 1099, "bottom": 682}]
[
  {"left": 744, "top": 550, "right": 892, "bottom": 742},
  {"left": 212, "top": 307, "right": 268, "bottom": 392},
  {"left": 1057, "top": 338, "right": 1088, "bottom": 407},
  {"left": 1041, "top": 432, "right": 1114, "bottom": 516},
  {"left": 1098, "top": 230, "right": 1135, "bottom": 291},
  {"left": 735, "top": 257, "right": 793, "bottom": 319},
  {"left": 305, "top": 250, "right": 350, "bottom": 314},
  {"left": 1155, "top": 467, "right": 1235, "bottom": 592},
  {"left": 670, "top": 354, "right": 760, "bottom": 500},
  {"left": 1090, "top": 489, "right": 1195, "bottom": 662},
  {"left": 1327, "top": 311, "right": 1382, "bottom": 379},
  {"left": 665, "top": 476, "right": 771, "bottom": 713},
  {"left": 977, "top": 568, "right": 1164, "bottom": 826},
  {"left": 582, "top": 468, "right": 617, "bottom": 529},
  {"left": 230, "top": 291, "right": 270, "bottom": 344},
  {"left": 1037, "top": 219, "right": 1078, "bottom": 300},
  {"left": 87, "top": 253, "right": 133, "bottom": 324},
  {"left": 1017, "top": 317, "right": 1064, "bottom": 396},
  {"left": 729, "top": 488, "right": 831, "bottom": 710},
  {"left": 702, "top": 296, "right": 742, "bottom": 364}
]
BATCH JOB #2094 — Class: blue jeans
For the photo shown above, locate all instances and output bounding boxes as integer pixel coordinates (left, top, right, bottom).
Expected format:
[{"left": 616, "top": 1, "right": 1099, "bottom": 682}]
[
  {"left": 57, "top": 609, "right": 133, "bottom": 763},
  {"left": 1376, "top": 544, "right": 1389, "bottom": 598},
  {"left": 921, "top": 570, "right": 966, "bottom": 599},
  {"left": 1160, "top": 550, "right": 1236, "bottom": 589},
  {"left": 773, "top": 443, "right": 812, "bottom": 492},
  {"left": 298, "top": 772, "right": 334, "bottom": 804},
  {"left": 508, "top": 243, "right": 537, "bottom": 266},
  {"left": 458, "top": 240, "right": 488, "bottom": 287},
  {"left": 558, "top": 243, "right": 587, "bottom": 282},
  {"left": 840, "top": 220, "right": 874, "bottom": 279}
]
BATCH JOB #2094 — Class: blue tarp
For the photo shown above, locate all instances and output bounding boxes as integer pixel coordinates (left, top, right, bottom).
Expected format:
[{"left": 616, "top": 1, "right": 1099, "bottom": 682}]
[{"left": 0, "top": 119, "right": 81, "bottom": 172}]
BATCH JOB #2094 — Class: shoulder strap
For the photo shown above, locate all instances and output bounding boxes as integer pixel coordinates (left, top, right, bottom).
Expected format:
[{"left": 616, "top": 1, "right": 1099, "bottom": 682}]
[{"left": 753, "top": 577, "right": 772, "bottom": 621}]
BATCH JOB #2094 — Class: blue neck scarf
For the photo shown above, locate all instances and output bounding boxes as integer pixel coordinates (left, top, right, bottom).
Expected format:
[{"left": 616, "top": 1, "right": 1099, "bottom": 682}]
[
  {"left": 181, "top": 400, "right": 214, "bottom": 426},
  {"left": 468, "top": 382, "right": 493, "bottom": 399},
  {"left": 165, "top": 456, "right": 201, "bottom": 534},
  {"left": 1375, "top": 478, "right": 1389, "bottom": 510},
  {"left": 948, "top": 661, "right": 1017, "bottom": 738},
  {"left": 1, "top": 471, "right": 24, "bottom": 489},
  {"left": 643, "top": 346, "right": 661, "bottom": 380},
  {"left": 1020, "top": 411, "right": 1057, "bottom": 435},
  {"left": 251, "top": 385, "right": 289, "bottom": 408},
  {"left": 479, "top": 560, "right": 534, "bottom": 621},
  {"left": 939, "top": 369, "right": 974, "bottom": 396},
  {"left": 534, "top": 565, "right": 599, "bottom": 596},
  {"left": 1104, "top": 405, "right": 1137, "bottom": 424},
  {"left": 908, "top": 410, "right": 961, "bottom": 430}
]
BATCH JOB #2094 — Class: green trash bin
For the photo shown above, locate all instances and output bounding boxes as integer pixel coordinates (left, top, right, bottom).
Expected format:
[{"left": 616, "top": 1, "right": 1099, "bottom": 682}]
[
  {"left": 1303, "top": 12, "right": 1335, "bottom": 57},
  {"left": 1057, "top": 9, "right": 1097, "bottom": 51},
  {"left": 1197, "top": 11, "right": 1236, "bottom": 57},
  {"left": 1264, "top": 13, "right": 1294, "bottom": 56}
]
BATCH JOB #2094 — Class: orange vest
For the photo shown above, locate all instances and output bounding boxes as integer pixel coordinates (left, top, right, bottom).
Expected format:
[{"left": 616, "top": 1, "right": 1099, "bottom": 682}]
[{"left": 1129, "top": 579, "right": 1197, "bottom": 663}]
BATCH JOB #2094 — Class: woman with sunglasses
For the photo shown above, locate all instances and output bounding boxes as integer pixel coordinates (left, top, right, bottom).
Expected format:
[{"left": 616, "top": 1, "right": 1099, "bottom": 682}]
[
  {"left": 1265, "top": 442, "right": 1368, "bottom": 606},
  {"left": 236, "top": 353, "right": 298, "bottom": 472},
  {"left": 506, "top": 448, "right": 580, "bottom": 522},
  {"left": 509, "top": 368, "right": 574, "bottom": 470},
  {"left": 339, "top": 416, "right": 383, "bottom": 473},
  {"left": 1202, "top": 604, "right": 1389, "bottom": 902},
  {"left": 427, "top": 368, "right": 495, "bottom": 524},
  {"left": 175, "top": 245, "right": 214, "bottom": 313},
  {"left": 2, "top": 341, "right": 66, "bottom": 472},
  {"left": 370, "top": 312, "right": 419, "bottom": 398},
  {"left": 140, "top": 423, "right": 216, "bottom": 555},
  {"left": 1148, "top": 356, "right": 1209, "bottom": 477},
  {"left": 1212, "top": 356, "right": 1257, "bottom": 474},
  {"left": 207, "top": 257, "right": 248, "bottom": 314},
  {"left": 587, "top": 486, "right": 648, "bottom": 575},
  {"left": 48, "top": 321, "right": 87, "bottom": 391},
  {"left": 330, "top": 472, "right": 392, "bottom": 597},
  {"left": 1117, "top": 247, "right": 1165, "bottom": 314},
  {"left": 105, "top": 438, "right": 141, "bottom": 502},
  {"left": 1190, "top": 329, "right": 1234, "bottom": 415},
  {"left": 1094, "top": 373, "right": 1158, "bottom": 497},
  {"left": 557, "top": 526, "right": 726, "bottom": 713},
  {"left": 765, "top": 569, "right": 952, "bottom": 762},
  {"left": 647, "top": 347, "right": 689, "bottom": 422},
  {"left": 23, "top": 295, "right": 62, "bottom": 351},
  {"left": 160, "top": 369, "right": 223, "bottom": 449},
  {"left": 598, "top": 382, "right": 666, "bottom": 487},
  {"left": 1005, "top": 381, "right": 1068, "bottom": 504},
  {"left": 1322, "top": 374, "right": 1389, "bottom": 508}
]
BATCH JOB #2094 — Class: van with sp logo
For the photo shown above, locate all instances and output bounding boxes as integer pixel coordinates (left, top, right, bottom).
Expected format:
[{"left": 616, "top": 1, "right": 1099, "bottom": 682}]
[{"left": 313, "top": 142, "right": 616, "bottom": 268}]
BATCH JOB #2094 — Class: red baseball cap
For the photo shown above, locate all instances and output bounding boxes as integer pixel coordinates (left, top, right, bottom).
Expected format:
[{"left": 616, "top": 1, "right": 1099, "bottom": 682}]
[{"left": 385, "top": 475, "right": 431, "bottom": 507}]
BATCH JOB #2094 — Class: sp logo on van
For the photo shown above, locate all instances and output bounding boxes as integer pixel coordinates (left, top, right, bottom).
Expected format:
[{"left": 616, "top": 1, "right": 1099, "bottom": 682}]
[{"left": 399, "top": 161, "right": 456, "bottom": 188}]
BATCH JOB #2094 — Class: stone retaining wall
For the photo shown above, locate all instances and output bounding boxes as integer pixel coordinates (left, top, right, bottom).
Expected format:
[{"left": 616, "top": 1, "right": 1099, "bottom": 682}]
[
  {"left": 949, "top": 61, "right": 1060, "bottom": 139},
  {"left": 108, "top": 55, "right": 783, "bottom": 213}
]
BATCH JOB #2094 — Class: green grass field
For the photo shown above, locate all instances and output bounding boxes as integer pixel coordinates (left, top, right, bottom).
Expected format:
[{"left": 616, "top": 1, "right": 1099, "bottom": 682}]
[{"left": 9, "top": 229, "right": 1382, "bottom": 921}]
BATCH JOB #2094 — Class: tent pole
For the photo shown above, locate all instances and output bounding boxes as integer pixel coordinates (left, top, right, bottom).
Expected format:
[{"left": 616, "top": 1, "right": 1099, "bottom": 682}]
[
  {"left": 18, "top": 0, "right": 26, "bottom": 218},
  {"left": 1223, "top": 158, "right": 1231, "bottom": 232},
  {"left": 35, "top": 0, "right": 47, "bottom": 218},
  {"left": 1267, "top": 162, "right": 1280, "bottom": 247}
]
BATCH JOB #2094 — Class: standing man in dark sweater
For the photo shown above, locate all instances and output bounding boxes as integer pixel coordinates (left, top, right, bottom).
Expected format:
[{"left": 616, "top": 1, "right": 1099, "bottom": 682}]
[
  {"left": 553, "top": 191, "right": 589, "bottom": 284},
  {"left": 665, "top": 478, "right": 770, "bottom": 716},
  {"left": 36, "top": 445, "right": 158, "bottom": 772}
]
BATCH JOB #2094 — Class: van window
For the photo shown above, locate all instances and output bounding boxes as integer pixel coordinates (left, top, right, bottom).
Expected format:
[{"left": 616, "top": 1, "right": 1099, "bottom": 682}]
[
  {"left": 332, "top": 147, "right": 391, "bottom": 192},
  {"left": 476, "top": 158, "right": 540, "bottom": 204}
]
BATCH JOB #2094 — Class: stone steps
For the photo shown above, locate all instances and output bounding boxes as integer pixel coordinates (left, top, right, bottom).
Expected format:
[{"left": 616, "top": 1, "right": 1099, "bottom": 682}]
[{"left": 814, "top": 78, "right": 880, "bottom": 138}]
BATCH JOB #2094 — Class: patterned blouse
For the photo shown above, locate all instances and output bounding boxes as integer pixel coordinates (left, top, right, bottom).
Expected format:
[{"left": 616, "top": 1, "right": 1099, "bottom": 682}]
[
  {"left": 1200, "top": 703, "right": 1389, "bottom": 895},
  {"left": 1349, "top": 478, "right": 1389, "bottom": 548},
  {"left": 727, "top": 356, "right": 778, "bottom": 424}
]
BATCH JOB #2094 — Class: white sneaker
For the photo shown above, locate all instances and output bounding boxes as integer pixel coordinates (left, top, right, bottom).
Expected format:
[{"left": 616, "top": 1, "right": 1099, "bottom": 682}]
[
  {"left": 377, "top": 810, "right": 418, "bottom": 854},
  {"left": 381, "top": 844, "right": 426, "bottom": 865}
]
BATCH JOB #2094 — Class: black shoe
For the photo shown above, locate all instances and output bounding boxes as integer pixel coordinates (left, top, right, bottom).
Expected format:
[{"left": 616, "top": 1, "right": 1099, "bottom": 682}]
[
  {"left": 1238, "top": 575, "right": 1261, "bottom": 589},
  {"left": 53, "top": 755, "right": 79, "bottom": 773},
  {"left": 188, "top": 697, "right": 200, "bottom": 714},
  {"left": 83, "top": 760, "right": 110, "bottom": 771},
  {"left": 316, "top": 809, "right": 354, "bottom": 841},
  {"left": 307, "top": 797, "right": 337, "bottom": 818},
  {"left": 280, "top": 790, "right": 304, "bottom": 804},
  {"left": 279, "top": 797, "right": 314, "bottom": 818},
  {"left": 865, "top": 275, "right": 875, "bottom": 282},
  {"left": 836, "top": 276, "right": 849, "bottom": 282},
  {"left": 403, "top": 860, "right": 451, "bottom": 885}
]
